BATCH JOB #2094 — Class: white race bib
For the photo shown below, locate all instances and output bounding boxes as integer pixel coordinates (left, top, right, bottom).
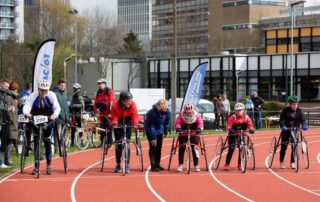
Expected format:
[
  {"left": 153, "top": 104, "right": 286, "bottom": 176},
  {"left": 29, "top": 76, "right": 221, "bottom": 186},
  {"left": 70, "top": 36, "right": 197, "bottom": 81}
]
[
  {"left": 33, "top": 115, "right": 48, "bottom": 125},
  {"left": 18, "top": 114, "right": 29, "bottom": 123}
]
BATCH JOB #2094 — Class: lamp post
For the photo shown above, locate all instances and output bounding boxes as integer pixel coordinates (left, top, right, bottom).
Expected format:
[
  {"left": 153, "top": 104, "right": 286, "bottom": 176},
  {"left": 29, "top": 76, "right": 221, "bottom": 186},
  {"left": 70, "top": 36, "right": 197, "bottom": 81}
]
[
  {"left": 290, "top": 0, "right": 305, "bottom": 96},
  {"left": 64, "top": 53, "right": 76, "bottom": 82},
  {"left": 69, "top": 9, "right": 78, "bottom": 83},
  {"left": 236, "top": 70, "right": 245, "bottom": 102},
  {"left": 170, "top": 0, "right": 177, "bottom": 128}
]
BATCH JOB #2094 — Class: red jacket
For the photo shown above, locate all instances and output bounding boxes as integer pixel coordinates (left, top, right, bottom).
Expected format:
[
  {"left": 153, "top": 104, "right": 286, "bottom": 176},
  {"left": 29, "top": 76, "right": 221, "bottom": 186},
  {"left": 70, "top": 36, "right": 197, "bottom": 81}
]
[
  {"left": 94, "top": 87, "right": 114, "bottom": 116},
  {"left": 111, "top": 100, "right": 138, "bottom": 125},
  {"left": 226, "top": 114, "right": 253, "bottom": 131}
]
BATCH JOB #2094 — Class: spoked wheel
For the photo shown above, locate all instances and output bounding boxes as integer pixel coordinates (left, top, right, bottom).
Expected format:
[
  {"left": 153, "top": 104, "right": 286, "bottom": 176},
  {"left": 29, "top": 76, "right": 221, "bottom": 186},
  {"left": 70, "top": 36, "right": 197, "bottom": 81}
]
[
  {"left": 213, "top": 136, "right": 223, "bottom": 170},
  {"left": 76, "top": 129, "right": 90, "bottom": 150},
  {"left": 61, "top": 136, "right": 68, "bottom": 174},
  {"left": 201, "top": 137, "right": 209, "bottom": 171},
  {"left": 247, "top": 138, "right": 255, "bottom": 170},
  {"left": 122, "top": 143, "right": 129, "bottom": 176},
  {"left": 186, "top": 145, "right": 191, "bottom": 174},
  {"left": 65, "top": 127, "right": 72, "bottom": 148},
  {"left": 17, "top": 130, "right": 26, "bottom": 157},
  {"left": 300, "top": 136, "right": 309, "bottom": 169},
  {"left": 267, "top": 136, "right": 277, "bottom": 168},
  {"left": 100, "top": 135, "right": 107, "bottom": 172},
  {"left": 136, "top": 136, "right": 143, "bottom": 172},
  {"left": 293, "top": 144, "right": 299, "bottom": 172},
  {"left": 240, "top": 147, "right": 247, "bottom": 173},
  {"left": 168, "top": 137, "right": 176, "bottom": 171},
  {"left": 91, "top": 131, "right": 101, "bottom": 148},
  {"left": 20, "top": 135, "right": 27, "bottom": 173}
]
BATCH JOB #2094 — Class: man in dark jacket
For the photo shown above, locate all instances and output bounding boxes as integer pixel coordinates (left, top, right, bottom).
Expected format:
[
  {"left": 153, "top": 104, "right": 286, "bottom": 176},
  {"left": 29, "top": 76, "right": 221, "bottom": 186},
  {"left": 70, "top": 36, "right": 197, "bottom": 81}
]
[
  {"left": 144, "top": 99, "right": 170, "bottom": 171},
  {"left": 53, "top": 78, "right": 70, "bottom": 151},
  {"left": 251, "top": 91, "right": 264, "bottom": 130}
]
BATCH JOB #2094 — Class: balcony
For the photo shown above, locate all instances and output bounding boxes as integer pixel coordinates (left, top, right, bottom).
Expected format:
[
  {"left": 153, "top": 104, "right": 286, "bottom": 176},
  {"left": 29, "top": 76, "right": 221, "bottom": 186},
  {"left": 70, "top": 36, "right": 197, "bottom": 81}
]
[
  {"left": 0, "top": 11, "right": 16, "bottom": 18},
  {"left": 0, "top": 0, "right": 15, "bottom": 6},
  {"left": 0, "top": 22, "right": 15, "bottom": 29}
]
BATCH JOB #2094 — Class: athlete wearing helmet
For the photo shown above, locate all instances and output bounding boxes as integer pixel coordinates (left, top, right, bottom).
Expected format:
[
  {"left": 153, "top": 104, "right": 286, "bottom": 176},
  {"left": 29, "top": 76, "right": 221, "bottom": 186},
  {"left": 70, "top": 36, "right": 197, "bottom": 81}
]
[
  {"left": 23, "top": 80, "right": 61, "bottom": 175},
  {"left": 223, "top": 102, "right": 254, "bottom": 171},
  {"left": 94, "top": 78, "right": 114, "bottom": 147},
  {"left": 175, "top": 103, "right": 204, "bottom": 172},
  {"left": 111, "top": 91, "right": 138, "bottom": 173},
  {"left": 279, "top": 95, "right": 308, "bottom": 169}
]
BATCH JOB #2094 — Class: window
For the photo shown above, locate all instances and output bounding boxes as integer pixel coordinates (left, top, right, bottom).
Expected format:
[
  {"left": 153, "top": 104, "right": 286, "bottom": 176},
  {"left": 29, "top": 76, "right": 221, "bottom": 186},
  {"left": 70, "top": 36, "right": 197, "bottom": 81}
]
[{"left": 266, "top": 39, "right": 276, "bottom": 45}]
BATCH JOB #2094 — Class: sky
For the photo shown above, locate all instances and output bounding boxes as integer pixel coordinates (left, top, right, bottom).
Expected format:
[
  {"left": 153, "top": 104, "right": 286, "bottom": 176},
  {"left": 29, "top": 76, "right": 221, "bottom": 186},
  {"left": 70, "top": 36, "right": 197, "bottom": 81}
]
[{"left": 70, "top": 0, "right": 117, "bottom": 15}]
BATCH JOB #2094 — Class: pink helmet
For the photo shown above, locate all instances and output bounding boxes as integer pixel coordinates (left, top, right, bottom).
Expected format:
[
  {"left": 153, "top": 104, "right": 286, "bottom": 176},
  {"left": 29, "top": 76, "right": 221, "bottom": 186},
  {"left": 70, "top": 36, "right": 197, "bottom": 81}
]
[{"left": 183, "top": 103, "right": 195, "bottom": 117}]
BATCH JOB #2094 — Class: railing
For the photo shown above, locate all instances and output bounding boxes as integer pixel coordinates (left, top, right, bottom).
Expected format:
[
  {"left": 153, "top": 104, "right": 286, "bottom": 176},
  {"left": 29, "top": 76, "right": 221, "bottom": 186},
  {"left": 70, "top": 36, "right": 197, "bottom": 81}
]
[{"left": 0, "top": 0, "right": 15, "bottom": 6}]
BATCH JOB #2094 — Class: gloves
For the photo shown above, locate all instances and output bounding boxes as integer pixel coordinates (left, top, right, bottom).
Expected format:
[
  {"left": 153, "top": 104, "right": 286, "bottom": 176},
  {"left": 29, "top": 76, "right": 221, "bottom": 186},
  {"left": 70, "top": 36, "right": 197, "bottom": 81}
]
[
  {"left": 248, "top": 129, "right": 255, "bottom": 134},
  {"left": 302, "top": 124, "right": 308, "bottom": 131},
  {"left": 176, "top": 128, "right": 182, "bottom": 133},
  {"left": 281, "top": 126, "right": 287, "bottom": 132},
  {"left": 229, "top": 128, "right": 235, "bottom": 134},
  {"left": 196, "top": 128, "right": 202, "bottom": 134}
]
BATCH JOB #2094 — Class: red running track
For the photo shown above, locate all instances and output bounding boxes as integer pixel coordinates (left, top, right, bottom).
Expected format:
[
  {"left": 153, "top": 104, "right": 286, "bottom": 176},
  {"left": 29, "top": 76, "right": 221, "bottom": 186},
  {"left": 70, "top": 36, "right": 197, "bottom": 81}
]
[{"left": 0, "top": 129, "right": 319, "bottom": 202}]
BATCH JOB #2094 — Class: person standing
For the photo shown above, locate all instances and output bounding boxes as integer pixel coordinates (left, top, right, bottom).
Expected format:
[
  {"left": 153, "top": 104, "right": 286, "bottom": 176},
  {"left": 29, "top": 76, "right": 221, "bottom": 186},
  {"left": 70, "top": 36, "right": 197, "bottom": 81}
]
[
  {"left": 213, "top": 94, "right": 223, "bottom": 131},
  {"left": 144, "top": 99, "right": 170, "bottom": 172},
  {"left": 251, "top": 91, "right": 264, "bottom": 130},
  {"left": 221, "top": 93, "right": 231, "bottom": 130},
  {"left": 245, "top": 96, "right": 254, "bottom": 121},
  {"left": 94, "top": 78, "right": 114, "bottom": 147}
]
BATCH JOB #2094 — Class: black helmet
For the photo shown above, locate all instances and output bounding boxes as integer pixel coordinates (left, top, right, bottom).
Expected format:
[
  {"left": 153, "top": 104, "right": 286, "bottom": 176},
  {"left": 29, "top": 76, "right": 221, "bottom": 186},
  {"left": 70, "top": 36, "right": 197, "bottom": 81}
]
[{"left": 119, "top": 91, "right": 133, "bottom": 101}]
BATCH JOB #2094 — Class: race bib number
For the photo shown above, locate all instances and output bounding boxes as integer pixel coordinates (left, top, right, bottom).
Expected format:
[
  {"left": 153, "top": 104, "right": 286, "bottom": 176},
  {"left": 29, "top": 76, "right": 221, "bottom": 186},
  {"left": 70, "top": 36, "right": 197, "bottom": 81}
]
[
  {"left": 33, "top": 115, "right": 48, "bottom": 125},
  {"left": 18, "top": 115, "right": 29, "bottom": 123}
]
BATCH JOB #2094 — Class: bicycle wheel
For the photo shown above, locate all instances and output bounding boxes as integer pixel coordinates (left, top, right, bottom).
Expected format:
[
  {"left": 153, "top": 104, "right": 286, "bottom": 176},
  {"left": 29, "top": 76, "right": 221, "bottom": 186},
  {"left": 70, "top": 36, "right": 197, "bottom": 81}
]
[
  {"left": 186, "top": 145, "right": 191, "bottom": 174},
  {"left": 212, "top": 136, "right": 223, "bottom": 170},
  {"left": 201, "top": 137, "right": 209, "bottom": 171},
  {"left": 293, "top": 144, "right": 299, "bottom": 172},
  {"left": 300, "top": 136, "right": 309, "bottom": 169},
  {"left": 65, "top": 127, "right": 72, "bottom": 148},
  {"left": 20, "top": 135, "right": 27, "bottom": 173},
  {"left": 91, "top": 131, "right": 101, "bottom": 148},
  {"left": 17, "top": 130, "right": 26, "bottom": 156},
  {"left": 168, "top": 137, "right": 175, "bottom": 171},
  {"left": 122, "top": 143, "right": 129, "bottom": 176},
  {"left": 100, "top": 135, "right": 107, "bottom": 172},
  {"left": 267, "top": 136, "right": 277, "bottom": 168},
  {"left": 136, "top": 136, "right": 143, "bottom": 172},
  {"left": 36, "top": 130, "right": 42, "bottom": 179},
  {"left": 240, "top": 147, "right": 247, "bottom": 173},
  {"left": 75, "top": 129, "right": 90, "bottom": 150},
  {"left": 247, "top": 138, "right": 255, "bottom": 170}
]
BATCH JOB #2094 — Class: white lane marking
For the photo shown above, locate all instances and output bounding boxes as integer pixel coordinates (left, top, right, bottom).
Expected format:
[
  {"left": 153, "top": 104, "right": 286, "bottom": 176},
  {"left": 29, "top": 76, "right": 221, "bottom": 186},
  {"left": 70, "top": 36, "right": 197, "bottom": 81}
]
[
  {"left": 265, "top": 140, "right": 320, "bottom": 197},
  {"left": 317, "top": 153, "right": 320, "bottom": 164},
  {"left": 208, "top": 141, "right": 270, "bottom": 202},
  {"left": 71, "top": 156, "right": 115, "bottom": 202}
]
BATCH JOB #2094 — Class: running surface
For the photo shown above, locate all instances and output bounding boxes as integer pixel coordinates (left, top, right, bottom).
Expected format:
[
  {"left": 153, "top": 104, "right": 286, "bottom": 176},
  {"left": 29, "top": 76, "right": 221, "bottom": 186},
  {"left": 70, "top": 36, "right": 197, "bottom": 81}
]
[{"left": 0, "top": 129, "right": 319, "bottom": 202}]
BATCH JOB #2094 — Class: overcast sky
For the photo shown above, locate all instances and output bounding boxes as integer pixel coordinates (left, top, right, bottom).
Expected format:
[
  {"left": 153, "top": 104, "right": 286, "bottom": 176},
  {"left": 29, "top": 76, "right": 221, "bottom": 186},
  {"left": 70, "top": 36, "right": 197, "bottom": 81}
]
[{"left": 70, "top": 0, "right": 117, "bottom": 15}]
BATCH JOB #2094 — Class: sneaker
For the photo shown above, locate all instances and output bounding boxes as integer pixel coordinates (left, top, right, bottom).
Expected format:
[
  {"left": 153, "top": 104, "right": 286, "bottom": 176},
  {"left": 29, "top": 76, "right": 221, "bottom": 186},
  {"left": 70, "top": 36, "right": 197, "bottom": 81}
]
[
  {"left": 46, "top": 165, "right": 52, "bottom": 175},
  {"left": 195, "top": 165, "right": 200, "bottom": 172},
  {"left": 114, "top": 164, "right": 121, "bottom": 173},
  {"left": 280, "top": 162, "right": 286, "bottom": 169},
  {"left": 177, "top": 164, "right": 183, "bottom": 172},
  {"left": 31, "top": 168, "right": 39, "bottom": 175},
  {"left": 0, "top": 163, "right": 10, "bottom": 169},
  {"left": 151, "top": 167, "right": 160, "bottom": 172},
  {"left": 125, "top": 165, "right": 130, "bottom": 173},
  {"left": 290, "top": 163, "right": 296, "bottom": 169},
  {"left": 223, "top": 164, "right": 230, "bottom": 171},
  {"left": 157, "top": 165, "right": 165, "bottom": 171}
]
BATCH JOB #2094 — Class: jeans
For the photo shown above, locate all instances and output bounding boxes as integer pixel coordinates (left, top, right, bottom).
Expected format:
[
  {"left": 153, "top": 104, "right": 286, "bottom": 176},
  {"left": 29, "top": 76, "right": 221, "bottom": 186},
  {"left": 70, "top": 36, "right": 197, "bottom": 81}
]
[{"left": 254, "top": 111, "right": 262, "bottom": 130}]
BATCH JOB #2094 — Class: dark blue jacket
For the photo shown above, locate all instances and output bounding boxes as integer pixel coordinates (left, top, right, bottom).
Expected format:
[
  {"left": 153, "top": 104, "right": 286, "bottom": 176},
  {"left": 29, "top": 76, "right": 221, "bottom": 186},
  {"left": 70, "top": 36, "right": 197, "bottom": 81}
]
[{"left": 144, "top": 104, "right": 170, "bottom": 140}]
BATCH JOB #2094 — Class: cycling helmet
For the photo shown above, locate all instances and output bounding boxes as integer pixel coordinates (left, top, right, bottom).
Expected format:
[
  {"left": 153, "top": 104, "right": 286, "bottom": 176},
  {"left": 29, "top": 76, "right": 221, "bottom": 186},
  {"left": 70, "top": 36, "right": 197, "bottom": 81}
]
[
  {"left": 38, "top": 79, "right": 50, "bottom": 90},
  {"left": 234, "top": 103, "right": 245, "bottom": 111},
  {"left": 97, "top": 78, "right": 106, "bottom": 84},
  {"left": 119, "top": 91, "right": 133, "bottom": 101},
  {"left": 181, "top": 103, "right": 197, "bottom": 124},
  {"left": 287, "top": 95, "right": 299, "bottom": 103},
  {"left": 72, "top": 83, "right": 81, "bottom": 89}
]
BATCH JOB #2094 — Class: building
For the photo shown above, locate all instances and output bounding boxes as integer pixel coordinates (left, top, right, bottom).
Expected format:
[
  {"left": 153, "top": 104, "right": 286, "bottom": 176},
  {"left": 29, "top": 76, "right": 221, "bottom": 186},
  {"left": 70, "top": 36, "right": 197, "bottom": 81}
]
[
  {"left": 261, "top": 14, "right": 320, "bottom": 54},
  {"left": 208, "top": 0, "right": 288, "bottom": 55},
  {"left": 151, "top": 0, "right": 209, "bottom": 57},
  {"left": 0, "top": 0, "right": 24, "bottom": 42},
  {"left": 118, "top": 0, "right": 152, "bottom": 46}
]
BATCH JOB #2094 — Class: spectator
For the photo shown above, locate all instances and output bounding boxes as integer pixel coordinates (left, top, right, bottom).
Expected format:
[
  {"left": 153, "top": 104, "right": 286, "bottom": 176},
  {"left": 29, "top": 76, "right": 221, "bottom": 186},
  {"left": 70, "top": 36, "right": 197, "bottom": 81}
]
[
  {"left": 244, "top": 96, "right": 254, "bottom": 121},
  {"left": 221, "top": 93, "right": 231, "bottom": 130},
  {"left": 144, "top": 99, "right": 170, "bottom": 172},
  {"left": 251, "top": 91, "right": 264, "bottom": 130},
  {"left": 213, "top": 93, "right": 223, "bottom": 131}
]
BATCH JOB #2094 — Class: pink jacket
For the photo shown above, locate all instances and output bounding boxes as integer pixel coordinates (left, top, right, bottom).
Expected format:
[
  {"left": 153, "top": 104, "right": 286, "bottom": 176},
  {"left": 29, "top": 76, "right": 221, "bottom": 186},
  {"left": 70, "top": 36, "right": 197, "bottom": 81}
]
[{"left": 175, "top": 113, "right": 204, "bottom": 134}]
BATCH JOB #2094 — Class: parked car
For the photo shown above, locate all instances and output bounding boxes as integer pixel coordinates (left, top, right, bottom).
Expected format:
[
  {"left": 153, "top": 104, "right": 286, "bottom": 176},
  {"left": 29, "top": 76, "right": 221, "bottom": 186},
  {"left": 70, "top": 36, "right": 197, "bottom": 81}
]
[{"left": 168, "top": 98, "right": 215, "bottom": 129}]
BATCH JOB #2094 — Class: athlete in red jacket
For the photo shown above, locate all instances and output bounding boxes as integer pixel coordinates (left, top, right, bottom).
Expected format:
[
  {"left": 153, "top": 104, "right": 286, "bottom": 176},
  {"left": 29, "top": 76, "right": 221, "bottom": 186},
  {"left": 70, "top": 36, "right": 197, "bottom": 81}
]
[{"left": 111, "top": 91, "right": 138, "bottom": 173}]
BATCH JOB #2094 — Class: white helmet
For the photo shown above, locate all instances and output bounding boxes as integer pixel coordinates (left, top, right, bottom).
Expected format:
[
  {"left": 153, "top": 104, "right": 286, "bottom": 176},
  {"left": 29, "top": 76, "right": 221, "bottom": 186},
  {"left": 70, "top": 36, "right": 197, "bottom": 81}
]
[
  {"left": 234, "top": 103, "right": 245, "bottom": 110},
  {"left": 97, "top": 78, "right": 106, "bottom": 84},
  {"left": 38, "top": 79, "right": 50, "bottom": 90},
  {"left": 72, "top": 83, "right": 81, "bottom": 89}
]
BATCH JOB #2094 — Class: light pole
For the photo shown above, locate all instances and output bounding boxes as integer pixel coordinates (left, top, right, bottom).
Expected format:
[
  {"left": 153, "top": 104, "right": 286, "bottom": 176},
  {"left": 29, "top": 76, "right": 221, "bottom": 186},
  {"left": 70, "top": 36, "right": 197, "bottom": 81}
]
[
  {"left": 64, "top": 53, "right": 76, "bottom": 81},
  {"left": 69, "top": 9, "right": 78, "bottom": 83},
  {"left": 290, "top": 0, "right": 305, "bottom": 96},
  {"left": 170, "top": 0, "right": 177, "bottom": 128},
  {"left": 236, "top": 70, "right": 245, "bottom": 102}
]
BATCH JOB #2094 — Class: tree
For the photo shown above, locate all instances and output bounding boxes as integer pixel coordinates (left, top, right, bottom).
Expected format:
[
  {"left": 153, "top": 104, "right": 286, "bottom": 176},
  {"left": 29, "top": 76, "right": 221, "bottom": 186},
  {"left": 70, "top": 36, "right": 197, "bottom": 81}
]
[{"left": 117, "top": 30, "right": 144, "bottom": 90}]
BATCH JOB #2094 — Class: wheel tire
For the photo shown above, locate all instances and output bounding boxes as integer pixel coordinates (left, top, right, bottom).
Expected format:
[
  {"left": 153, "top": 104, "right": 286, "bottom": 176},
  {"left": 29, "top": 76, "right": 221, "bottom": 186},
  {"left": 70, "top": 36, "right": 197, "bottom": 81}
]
[
  {"left": 186, "top": 145, "right": 191, "bottom": 174},
  {"left": 202, "top": 137, "right": 209, "bottom": 171},
  {"left": 20, "top": 135, "right": 27, "bottom": 173},
  {"left": 136, "top": 136, "right": 143, "bottom": 172},
  {"left": 122, "top": 143, "right": 129, "bottom": 176},
  {"left": 76, "top": 129, "right": 90, "bottom": 150},
  {"left": 91, "top": 131, "right": 101, "bottom": 148},
  {"left": 240, "top": 147, "right": 247, "bottom": 173},
  {"left": 294, "top": 144, "right": 299, "bottom": 172},
  {"left": 100, "top": 135, "right": 107, "bottom": 172},
  {"left": 17, "top": 130, "right": 26, "bottom": 157},
  {"left": 213, "top": 136, "right": 223, "bottom": 170},
  {"left": 168, "top": 137, "right": 175, "bottom": 171},
  {"left": 301, "top": 136, "right": 309, "bottom": 169},
  {"left": 267, "top": 137, "right": 277, "bottom": 168},
  {"left": 247, "top": 138, "right": 255, "bottom": 170}
]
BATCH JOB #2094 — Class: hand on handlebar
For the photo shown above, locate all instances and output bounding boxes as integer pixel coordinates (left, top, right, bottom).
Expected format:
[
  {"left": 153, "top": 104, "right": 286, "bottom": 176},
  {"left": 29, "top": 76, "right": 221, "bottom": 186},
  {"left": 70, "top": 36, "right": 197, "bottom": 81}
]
[
  {"left": 281, "top": 126, "right": 287, "bottom": 132},
  {"left": 196, "top": 128, "right": 202, "bottom": 134},
  {"left": 176, "top": 128, "right": 182, "bottom": 133},
  {"left": 248, "top": 129, "right": 255, "bottom": 134}
]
